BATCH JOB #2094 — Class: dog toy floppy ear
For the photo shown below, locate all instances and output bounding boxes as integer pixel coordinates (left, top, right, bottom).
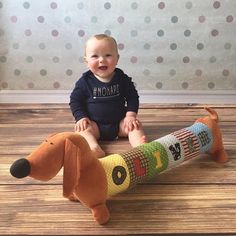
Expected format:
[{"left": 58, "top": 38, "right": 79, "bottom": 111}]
[{"left": 62, "top": 134, "right": 109, "bottom": 225}]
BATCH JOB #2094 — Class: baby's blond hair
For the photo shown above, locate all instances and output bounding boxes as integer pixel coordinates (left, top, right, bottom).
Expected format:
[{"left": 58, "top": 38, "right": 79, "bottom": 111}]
[{"left": 85, "top": 34, "right": 118, "bottom": 55}]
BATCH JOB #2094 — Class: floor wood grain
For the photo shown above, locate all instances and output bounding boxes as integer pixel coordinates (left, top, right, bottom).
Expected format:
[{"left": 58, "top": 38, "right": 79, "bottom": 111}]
[{"left": 0, "top": 104, "right": 235, "bottom": 235}]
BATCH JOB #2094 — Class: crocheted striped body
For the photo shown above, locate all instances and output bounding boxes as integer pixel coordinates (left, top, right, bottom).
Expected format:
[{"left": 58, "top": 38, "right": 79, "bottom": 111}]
[{"left": 100, "top": 122, "right": 213, "bottom": 197}]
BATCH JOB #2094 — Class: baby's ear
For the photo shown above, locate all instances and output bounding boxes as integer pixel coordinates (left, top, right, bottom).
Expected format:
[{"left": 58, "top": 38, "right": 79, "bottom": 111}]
[
  {"left": 84, "top": 56, "right": 89, "bottom": 65},
  {"left": 116, "top": 54, "right": 120, "bottom": 64}
]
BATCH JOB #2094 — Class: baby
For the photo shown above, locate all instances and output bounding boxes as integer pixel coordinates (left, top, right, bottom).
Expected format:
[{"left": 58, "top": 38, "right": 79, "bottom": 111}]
[{"left": 70, "top": 34, "right": 146, "bottom": 158}]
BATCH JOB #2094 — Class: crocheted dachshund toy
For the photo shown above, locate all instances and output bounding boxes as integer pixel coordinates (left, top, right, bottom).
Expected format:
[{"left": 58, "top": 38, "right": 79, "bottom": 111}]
[{"left": 10, "top": 107, "right": 228, "bottom": 225}]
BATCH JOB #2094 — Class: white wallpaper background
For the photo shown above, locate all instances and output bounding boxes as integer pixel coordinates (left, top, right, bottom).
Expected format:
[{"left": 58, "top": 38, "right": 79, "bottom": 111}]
[{"left": 0, "top": 0, "right": 236, "bottom": 92}]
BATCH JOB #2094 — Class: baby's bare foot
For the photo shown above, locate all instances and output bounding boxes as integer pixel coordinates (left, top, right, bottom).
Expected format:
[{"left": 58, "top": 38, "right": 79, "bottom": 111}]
[
  {"left": 140, "top": 135, "right": 147, "bottom": 144},
  {"left": 131, "top": 135, "right": 148, "bottom": 147}
]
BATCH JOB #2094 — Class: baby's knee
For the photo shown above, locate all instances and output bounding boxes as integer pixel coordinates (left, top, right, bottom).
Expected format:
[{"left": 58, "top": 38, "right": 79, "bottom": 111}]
[
  {"left": 118, "top": 121, "right": 128, "bottom": 137},
  {"left": 87, "top": 121, "right": 100, "bottom": 138}
]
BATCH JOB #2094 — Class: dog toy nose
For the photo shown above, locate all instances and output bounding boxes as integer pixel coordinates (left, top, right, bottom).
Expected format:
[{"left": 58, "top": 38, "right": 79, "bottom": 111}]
[{"left": 10, "top": 158, "right": 31, "bottom": 178}]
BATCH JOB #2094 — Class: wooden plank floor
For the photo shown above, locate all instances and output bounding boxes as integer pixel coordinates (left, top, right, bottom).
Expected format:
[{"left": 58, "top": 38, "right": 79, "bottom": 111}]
[{"left": 0, "top": 104, "right": 235, "bottom": 235}]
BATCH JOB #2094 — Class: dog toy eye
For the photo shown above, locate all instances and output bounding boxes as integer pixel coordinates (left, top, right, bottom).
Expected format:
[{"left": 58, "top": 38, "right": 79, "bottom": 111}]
[{"left": 44, "top": 140, "right": 53, "bottom": 145}]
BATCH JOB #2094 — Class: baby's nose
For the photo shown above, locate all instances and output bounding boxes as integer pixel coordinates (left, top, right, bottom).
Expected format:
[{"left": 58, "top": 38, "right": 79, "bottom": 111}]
[{"left": 99, "top": 56, "right": 105, "bottom": 62}]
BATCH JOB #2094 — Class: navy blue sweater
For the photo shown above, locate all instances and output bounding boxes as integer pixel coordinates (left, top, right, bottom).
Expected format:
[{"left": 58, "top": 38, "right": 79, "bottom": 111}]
[{"left": 69, "top": 68, "right": 139, "bottom": 124}]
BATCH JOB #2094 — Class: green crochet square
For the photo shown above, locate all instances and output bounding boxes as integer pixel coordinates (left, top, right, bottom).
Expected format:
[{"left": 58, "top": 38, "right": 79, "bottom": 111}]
[{"left": 138, "top": 141, "right": 169, "bottom": 179}]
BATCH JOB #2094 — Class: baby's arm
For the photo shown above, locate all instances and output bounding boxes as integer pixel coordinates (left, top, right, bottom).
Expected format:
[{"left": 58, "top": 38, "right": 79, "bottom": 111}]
[
  {"left": 70, "top": 78, "right": 89, "bottom": 124},
  {"left": 122, "top": 75, "right": 140, "bottom": 133}
]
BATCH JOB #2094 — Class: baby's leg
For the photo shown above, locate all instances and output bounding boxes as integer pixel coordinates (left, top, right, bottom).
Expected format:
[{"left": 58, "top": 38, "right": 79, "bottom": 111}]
[
  {"left": 119, "top": 120, "right": 147, "bottom": 147},
  {"left": 78, "top": 121, "right": 105, "bottom": 158}
]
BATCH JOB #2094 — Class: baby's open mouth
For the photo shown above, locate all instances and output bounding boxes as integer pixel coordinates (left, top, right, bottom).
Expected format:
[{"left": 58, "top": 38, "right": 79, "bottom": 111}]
[{"left": 99, "top": 66, "right": 108, "bottom": 70}]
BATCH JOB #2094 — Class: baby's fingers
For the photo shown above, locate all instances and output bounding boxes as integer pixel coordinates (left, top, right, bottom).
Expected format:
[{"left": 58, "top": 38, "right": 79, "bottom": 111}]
[
  {"left": 133, "top": 120, "right": 140, "bottom": 130},
  {"left": 127, "top": 121, "right": 133, "bottom": 132},
  {"left": 75, "top": 124, "right": 81, "bottom": 132},
  {"left": 81, "top": 120, "right": 90, "bottom": 130}
]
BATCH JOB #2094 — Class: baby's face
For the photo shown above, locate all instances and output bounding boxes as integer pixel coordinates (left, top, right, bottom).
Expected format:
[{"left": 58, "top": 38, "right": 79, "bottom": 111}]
[{"left": 85, "top": 37, "right": 119, "bottom": 82}]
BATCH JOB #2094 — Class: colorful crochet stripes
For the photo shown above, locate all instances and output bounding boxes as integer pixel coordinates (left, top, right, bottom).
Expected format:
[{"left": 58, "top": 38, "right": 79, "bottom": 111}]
[{"left": 100, "top": 122, "right": 213, "bottom": 197}]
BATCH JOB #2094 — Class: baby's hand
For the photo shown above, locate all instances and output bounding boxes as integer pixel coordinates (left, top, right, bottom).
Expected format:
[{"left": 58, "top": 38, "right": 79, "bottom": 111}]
[
  {"left": 124, "top": 115, "right": 140, "bottom": 132},
  {"left": 75, "top": 117, "right": 91, "bottom": 132}
]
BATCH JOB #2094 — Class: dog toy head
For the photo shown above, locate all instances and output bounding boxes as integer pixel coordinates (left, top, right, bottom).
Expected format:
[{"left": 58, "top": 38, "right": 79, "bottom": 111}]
[
  {"left": 11, "top": 132, "right": 73, "bottom": 180},
  {"left": 10, "top": 132, "right": 110, "bottom": 224}
]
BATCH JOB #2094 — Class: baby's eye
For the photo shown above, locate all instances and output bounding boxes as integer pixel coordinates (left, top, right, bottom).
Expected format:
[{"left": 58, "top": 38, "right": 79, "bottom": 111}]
[
  {"left": 91, "top": 55, "right": 98, "bottom": 58},
  {"left": 105, "top": 54, "right": 112, "bottom": 57}
]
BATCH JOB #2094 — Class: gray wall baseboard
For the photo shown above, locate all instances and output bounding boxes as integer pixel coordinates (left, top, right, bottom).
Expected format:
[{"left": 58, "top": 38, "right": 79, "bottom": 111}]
[{"left": 1, "top": 90, "right": 236, "bottom": 104}]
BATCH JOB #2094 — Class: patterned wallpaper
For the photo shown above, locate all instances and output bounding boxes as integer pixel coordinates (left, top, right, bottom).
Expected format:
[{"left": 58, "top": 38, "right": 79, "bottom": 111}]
[{"left": 0, "top": 0, "right": 236, "bottom": 91}]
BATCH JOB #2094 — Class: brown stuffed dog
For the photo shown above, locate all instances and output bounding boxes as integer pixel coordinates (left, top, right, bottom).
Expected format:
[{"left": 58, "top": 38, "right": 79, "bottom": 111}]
[{"left": 10, "top": 107, "right": 228, "bottom": 224}]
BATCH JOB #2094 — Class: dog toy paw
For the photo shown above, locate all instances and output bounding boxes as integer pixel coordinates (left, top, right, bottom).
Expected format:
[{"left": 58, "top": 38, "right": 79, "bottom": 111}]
[{"left": 91, "top": 203, "right": 110, "bottom": 225}]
